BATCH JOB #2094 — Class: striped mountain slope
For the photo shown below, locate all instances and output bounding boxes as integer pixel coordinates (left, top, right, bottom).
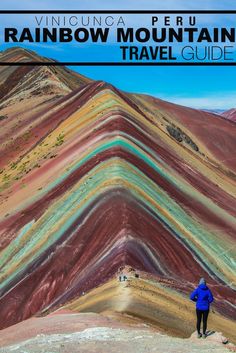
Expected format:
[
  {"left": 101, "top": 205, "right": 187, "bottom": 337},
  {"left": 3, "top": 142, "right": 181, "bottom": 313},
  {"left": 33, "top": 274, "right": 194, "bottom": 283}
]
[{"left": 0, "top": 48, "right": 235, "bottom": 337}]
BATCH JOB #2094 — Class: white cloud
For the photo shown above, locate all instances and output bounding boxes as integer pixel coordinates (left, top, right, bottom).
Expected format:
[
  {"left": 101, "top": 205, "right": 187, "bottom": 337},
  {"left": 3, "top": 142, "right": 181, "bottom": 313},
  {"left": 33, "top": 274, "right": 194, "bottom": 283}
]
[{"left": 158, "top": 93, "right": 236, "bottom": 110}]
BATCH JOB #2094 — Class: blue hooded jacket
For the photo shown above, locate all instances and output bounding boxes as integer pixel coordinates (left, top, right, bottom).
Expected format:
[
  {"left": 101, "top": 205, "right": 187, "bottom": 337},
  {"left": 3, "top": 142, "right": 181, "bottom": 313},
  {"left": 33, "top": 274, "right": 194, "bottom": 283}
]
[{"left": 190, "top": 283, "right": 214, "bottom": 310}]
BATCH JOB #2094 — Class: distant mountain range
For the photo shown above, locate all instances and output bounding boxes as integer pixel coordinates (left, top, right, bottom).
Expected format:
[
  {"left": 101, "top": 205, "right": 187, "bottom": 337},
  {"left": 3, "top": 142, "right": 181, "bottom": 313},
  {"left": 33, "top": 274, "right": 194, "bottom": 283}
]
[
  {"left": 203, "top": 109, "right": 226, "bottom": 115},
  {"left": 204, "top": 108, "right": 236, "bottom": 122},
  {"left": 0, "top": 47, "right": 235, "bottom": 343},
  {"left": 222, "top": 108, "right": 236, "bottom": 122}
]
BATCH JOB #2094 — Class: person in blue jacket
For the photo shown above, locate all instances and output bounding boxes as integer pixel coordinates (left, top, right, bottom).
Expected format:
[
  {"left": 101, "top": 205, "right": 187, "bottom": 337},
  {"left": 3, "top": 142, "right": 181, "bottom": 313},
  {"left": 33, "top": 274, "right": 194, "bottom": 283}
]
[{"left": 190, "top": 277, "right": 214, "bottom": 338}]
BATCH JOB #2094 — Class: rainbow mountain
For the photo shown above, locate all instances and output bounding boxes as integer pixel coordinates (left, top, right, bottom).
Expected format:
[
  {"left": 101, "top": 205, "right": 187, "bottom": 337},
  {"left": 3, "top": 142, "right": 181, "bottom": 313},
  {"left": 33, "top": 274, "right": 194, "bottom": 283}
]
[{"left": 0, "top": 47, "right": 235, "bottom": 341}]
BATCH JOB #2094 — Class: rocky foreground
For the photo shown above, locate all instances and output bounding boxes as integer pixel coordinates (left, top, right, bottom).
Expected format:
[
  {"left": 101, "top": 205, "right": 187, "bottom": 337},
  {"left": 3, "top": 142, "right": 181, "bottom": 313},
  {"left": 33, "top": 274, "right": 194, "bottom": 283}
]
[{"left": 0, "top": 311, "right": 235, "bottom": 353}]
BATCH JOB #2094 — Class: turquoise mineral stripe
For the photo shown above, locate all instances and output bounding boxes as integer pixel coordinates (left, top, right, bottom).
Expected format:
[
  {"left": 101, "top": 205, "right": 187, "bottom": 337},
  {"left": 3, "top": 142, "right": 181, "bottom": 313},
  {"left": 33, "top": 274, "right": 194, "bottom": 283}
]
[
  {"left": 0, "top": 220, "right": 35, "bottom": 270},
  {"left": 0, "top": 158, "right": 234, "bottom": 291},
  {"left": 0, "top": 157, "right": 234, "bottom": 284},
  {"left": 19, "top": 135, "right": 235, "bottom": 230},
  {"left": 0, "top": 149, "right": 232, "bottom": 280}
]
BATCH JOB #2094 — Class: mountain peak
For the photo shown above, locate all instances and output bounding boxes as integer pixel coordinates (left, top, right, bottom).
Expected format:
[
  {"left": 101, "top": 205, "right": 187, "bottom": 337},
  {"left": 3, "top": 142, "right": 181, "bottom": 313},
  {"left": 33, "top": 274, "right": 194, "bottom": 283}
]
[
  {"left": 0, "top": 46, "right": 47, "bottom": 63},
  {"left": 222, "top": 108, "right": 236, "bottom": 122}
]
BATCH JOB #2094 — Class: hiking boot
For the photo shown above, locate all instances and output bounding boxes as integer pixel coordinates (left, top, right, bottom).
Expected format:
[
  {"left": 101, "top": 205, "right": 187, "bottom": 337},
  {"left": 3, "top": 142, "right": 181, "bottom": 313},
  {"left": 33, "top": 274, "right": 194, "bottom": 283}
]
[
  {"left": 197, "top": 333, "right": 202, "bottom": 338},
  {"left": 202, "top": 334, "right": 207, "bottom": 339}
]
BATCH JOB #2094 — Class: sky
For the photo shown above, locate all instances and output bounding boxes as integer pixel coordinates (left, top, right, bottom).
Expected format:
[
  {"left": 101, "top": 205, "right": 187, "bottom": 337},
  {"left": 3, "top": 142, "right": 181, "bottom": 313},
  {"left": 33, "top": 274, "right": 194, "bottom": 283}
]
[{"left": 0, "top": 0, "right": 235, "bottom": 110}]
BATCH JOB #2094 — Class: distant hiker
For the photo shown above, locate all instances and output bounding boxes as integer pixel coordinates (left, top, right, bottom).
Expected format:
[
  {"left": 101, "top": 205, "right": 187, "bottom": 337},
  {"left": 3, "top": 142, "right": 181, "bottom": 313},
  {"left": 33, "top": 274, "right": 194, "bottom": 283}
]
[
  {"left": 190, "top": 277, "right": 214, "bottom": 339},
  {"left": 119, "top": 274, "right": 127, "bottom": 282}
]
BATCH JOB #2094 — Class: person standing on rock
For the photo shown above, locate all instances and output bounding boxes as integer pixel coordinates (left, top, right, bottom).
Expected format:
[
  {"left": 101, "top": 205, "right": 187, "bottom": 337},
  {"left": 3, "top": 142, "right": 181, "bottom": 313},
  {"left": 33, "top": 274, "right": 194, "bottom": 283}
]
[{"left": 190, "top": 277, "right": 214, "bottom": 339}]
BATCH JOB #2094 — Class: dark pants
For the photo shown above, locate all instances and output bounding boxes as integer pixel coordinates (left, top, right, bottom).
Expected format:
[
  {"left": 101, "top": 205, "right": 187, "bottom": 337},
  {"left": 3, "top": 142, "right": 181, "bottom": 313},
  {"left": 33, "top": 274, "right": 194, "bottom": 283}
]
[{"left": 196, "top": 309, "right": 209, "bottom": 334}]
